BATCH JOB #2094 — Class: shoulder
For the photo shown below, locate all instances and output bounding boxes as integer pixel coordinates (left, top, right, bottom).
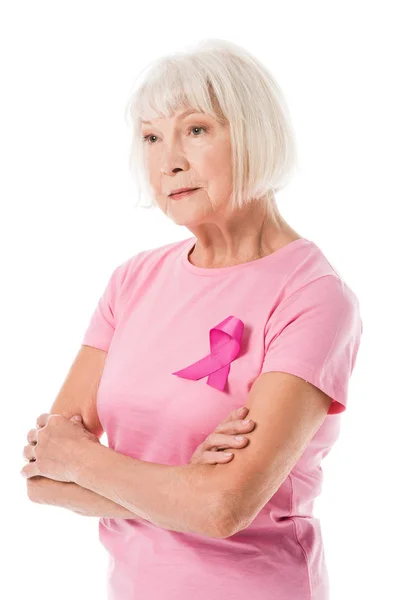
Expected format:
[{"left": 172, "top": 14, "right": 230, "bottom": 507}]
[
  {"left": 114, "top": 237, "right": 190, "bottom": 279},
  {"left": 110, "top": 238, "right": 192, "bottom": 309},
  {"left": 277, "top": 239, "right": 361, "bottom": 312},
  {"left": 264, "top": 240, "right": 363, "bottom": 344}
]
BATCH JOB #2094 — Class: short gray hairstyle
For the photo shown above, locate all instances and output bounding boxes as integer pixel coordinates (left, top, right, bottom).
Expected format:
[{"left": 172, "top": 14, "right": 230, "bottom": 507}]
[{"left": 125, "top": 38, "right": 297, "bottom": 212}]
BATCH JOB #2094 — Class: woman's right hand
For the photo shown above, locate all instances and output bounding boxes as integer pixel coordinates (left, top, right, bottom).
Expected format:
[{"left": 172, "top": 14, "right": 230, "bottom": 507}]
[{"left": 189, "top": 406, "right": 255, "bottom": 465}]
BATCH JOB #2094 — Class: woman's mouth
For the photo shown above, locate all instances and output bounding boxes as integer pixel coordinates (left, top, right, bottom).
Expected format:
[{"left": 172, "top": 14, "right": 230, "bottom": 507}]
[{"left": 169, "top": 188, "right": 200, "bottom": 200}]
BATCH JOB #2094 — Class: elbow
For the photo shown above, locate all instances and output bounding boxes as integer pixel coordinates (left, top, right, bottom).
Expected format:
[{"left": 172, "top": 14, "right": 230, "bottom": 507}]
[
  {"left": 195, "top": 495, "right": 235, "bottom": 539},
  {"left": 212, "top": 512, "right": 242, "bottom": 539},
  {"left": 208, "top": 497, "right": 245, "bottom": 539},
  {"left": 187, "top": 465, "right": 245, "bottom": 539},
  {"left": 213, "top": 495, "right": 251, "bottom": 539},
  {"left": 212, "top": 518, "right": 234, "bottom": 539}
]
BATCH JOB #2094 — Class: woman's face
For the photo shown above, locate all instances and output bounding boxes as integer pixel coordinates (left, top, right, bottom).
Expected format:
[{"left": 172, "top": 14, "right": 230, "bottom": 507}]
[{"left": 140, "top": 108, "right": 233, "bottom": 224}]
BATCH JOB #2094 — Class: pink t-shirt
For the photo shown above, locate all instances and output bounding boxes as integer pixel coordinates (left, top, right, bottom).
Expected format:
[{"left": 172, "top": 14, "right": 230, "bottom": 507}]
[{"left": 81, "top": 236, "right": 363, "bottom": 600}]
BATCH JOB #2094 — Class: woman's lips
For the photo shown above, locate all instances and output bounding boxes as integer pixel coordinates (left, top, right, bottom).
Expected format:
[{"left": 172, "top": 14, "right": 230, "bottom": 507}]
[{"left": 169, "top": 188, "right": 200, "bottom": 200}]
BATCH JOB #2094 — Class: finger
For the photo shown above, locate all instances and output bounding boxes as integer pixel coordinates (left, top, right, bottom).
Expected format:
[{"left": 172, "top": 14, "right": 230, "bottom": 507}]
[
  {"left": 204, "top": 432, "right": 249, "bottom": 451},
  {"left": 198, "top": 450, "right": 234, "bottom": 464},
  {"left": 23, "top": 443, "right": 36, "bottom": 462},
  {"left": 214, "top": 417, "right": 255, "bottom": 435},
  {"left": 219, "top": 406, "right": 249, "bottom": 426},
  {"left": 20, "top": 462, "right": 38, "bottom": 478},
  {"left": 36, "top": 413, "right": 51, "bottom": 428},
  {"left": 27, "top": 429, "right": 37, "bottom": 444}
]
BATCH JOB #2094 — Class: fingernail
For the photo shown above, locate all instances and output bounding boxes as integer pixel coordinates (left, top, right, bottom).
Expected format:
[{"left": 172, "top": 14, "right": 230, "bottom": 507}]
[{"left": 243, "top": 419, "right": 252, "bottom": 425}]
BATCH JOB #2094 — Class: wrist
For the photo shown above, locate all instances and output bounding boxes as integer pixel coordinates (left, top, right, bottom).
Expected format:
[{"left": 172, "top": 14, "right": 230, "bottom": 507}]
[{"left": 70, "top": 439, "right": 100, "bottom": 483}]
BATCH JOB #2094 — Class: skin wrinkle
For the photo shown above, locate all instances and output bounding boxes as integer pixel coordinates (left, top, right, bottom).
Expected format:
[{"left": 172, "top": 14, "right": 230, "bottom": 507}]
[{"left": 140, "top": 106, "right": 303, "bottom": 266}]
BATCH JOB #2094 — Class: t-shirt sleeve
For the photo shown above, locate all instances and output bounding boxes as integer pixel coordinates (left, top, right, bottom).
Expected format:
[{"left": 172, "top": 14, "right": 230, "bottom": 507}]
[
  {"left": 81, "top": 259, "right": 130, "bottom": 352},
  {"left": 260, "top": 275, "right": 363, "bottom": 415}
]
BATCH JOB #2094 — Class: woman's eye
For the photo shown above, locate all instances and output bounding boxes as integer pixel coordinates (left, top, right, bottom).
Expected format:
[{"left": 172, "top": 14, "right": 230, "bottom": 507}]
[
  {"left": 190, "top": 126, "right": 207, "bottom": 136},
  {"left": 142, "top": 125, "right": 207, "bottom": 144},
  {"left": 142, "top": 135, "right": 157, "bottom": 144}
]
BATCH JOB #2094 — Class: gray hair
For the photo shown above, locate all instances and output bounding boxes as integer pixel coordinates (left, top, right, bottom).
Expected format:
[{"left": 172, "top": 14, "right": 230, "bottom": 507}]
[{"left": 124, "top": 38, "right": 297, "bottom": 212}]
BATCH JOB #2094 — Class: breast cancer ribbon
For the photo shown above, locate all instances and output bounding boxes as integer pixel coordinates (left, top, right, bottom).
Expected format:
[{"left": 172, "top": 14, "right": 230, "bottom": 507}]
[{"left": 171, "top": 315, "right": 244, "bottom": 391}]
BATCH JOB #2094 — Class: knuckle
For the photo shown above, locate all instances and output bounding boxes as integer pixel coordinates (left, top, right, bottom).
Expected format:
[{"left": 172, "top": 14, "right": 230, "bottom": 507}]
[
  {"left": 213, "top": 434, "right": 226, "bottom": 447},
  {"left": 27, "top": 430, "right": 36, "bottom": 443},
  {"left": 23, "top": 444, "right": 34, "bottom": 461},
  {"left": 37, "top": 413, "right": 52, "bottom": 428}
]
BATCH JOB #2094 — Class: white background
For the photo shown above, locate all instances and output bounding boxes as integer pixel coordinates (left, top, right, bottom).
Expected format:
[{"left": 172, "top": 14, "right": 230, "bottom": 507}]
[{"left": 2, "top": 1, "right": 398, "bottom": 599}]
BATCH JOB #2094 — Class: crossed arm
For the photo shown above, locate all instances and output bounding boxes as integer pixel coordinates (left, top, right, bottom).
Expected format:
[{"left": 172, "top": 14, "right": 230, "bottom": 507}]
[
  {"left": 27, "top": 369, "right": 332, "bottom": 541},
  {"left": 27, "top": 445, "right": 233, "bottom": 539},
  {"left": 26, "top": 352, "right": 333, "bottom": 541},
  {"left": 25, "top": 345, "right": 234, "bottom": 539},
  {"left": 27, "top": 476, "right": 148, "bottom": 520}
]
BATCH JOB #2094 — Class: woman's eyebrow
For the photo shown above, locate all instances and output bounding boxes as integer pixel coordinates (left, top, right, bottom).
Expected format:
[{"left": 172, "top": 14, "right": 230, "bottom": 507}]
[{"left": 141, "top": 109, "right": 205, "bottom": 125}]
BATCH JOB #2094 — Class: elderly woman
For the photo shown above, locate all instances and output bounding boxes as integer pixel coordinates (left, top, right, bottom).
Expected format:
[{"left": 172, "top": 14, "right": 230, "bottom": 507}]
[{"left": 22, "top": 39, "right": 363, "bottom": 600}]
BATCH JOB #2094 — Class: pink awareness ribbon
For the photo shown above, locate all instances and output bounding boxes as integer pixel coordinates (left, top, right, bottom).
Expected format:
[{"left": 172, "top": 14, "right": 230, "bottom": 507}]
[{"left": 171, "top": 315, "right": 244, "bottom": 391}]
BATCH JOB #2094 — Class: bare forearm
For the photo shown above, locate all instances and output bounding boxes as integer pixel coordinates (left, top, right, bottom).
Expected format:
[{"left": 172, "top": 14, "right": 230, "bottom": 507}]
[
  {"left": 28, "top": 476, "right": 148, "bottom": 521},
  {"left": 73, "top": 442, "right": 229, "bottom": 537}
]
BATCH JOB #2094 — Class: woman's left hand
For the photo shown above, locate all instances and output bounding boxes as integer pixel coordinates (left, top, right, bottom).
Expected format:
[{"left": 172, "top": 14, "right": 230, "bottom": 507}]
[{"left": 20, "top": 413, "right": 99, "bottom": 482}]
